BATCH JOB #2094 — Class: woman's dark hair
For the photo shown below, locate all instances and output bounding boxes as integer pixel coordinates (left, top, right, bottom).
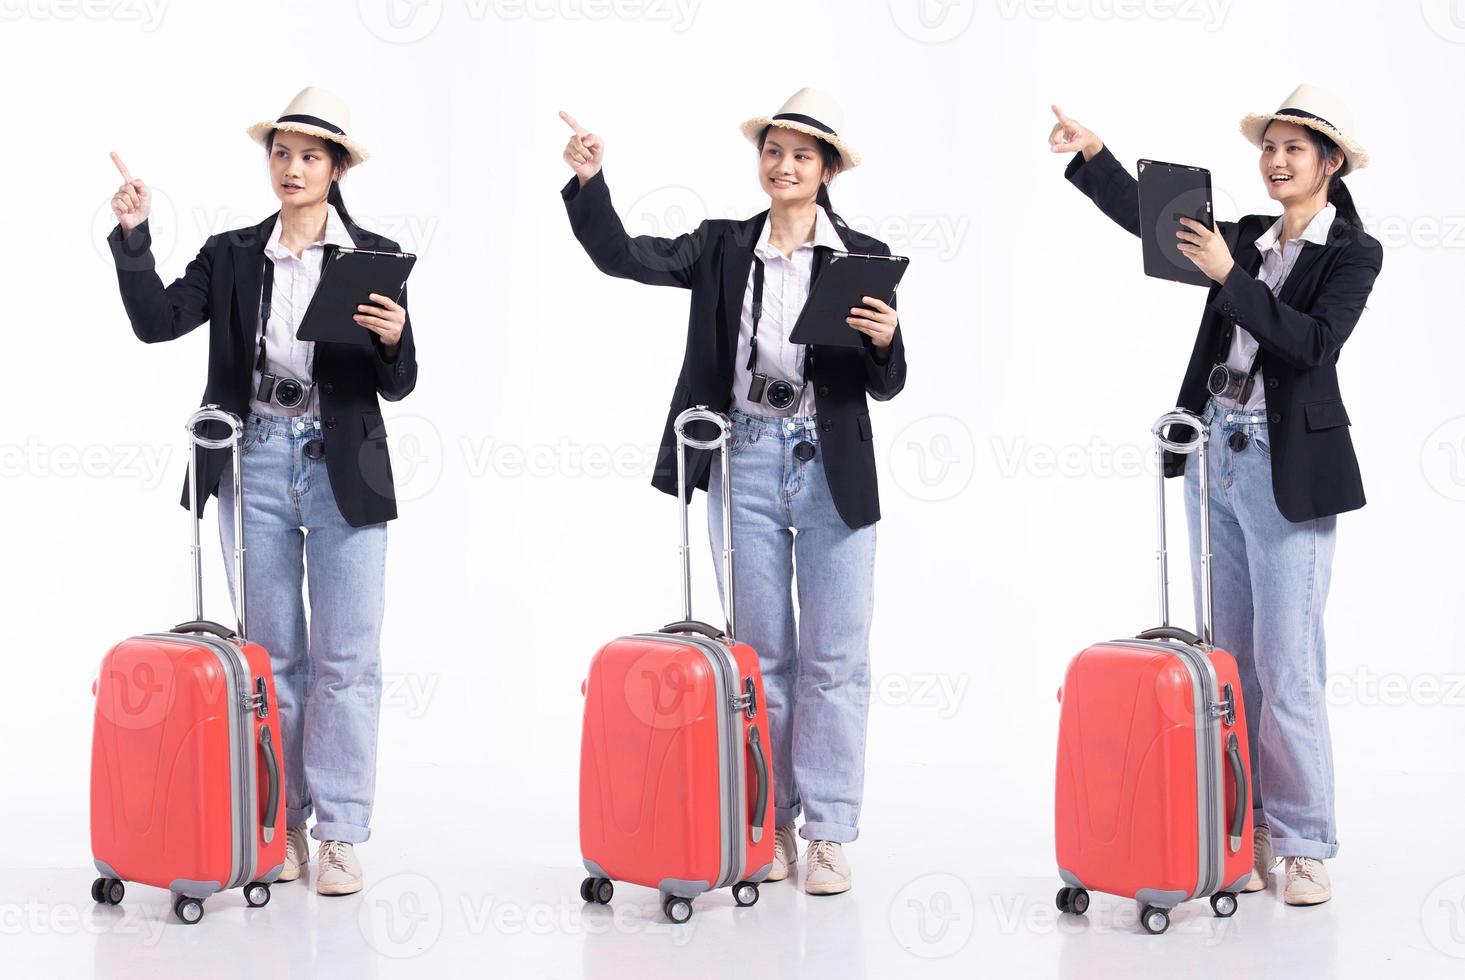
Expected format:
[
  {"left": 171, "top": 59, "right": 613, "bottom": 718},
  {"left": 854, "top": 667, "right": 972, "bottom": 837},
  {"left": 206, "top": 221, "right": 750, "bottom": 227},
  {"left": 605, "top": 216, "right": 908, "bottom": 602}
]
[
  {"left": 1262, "top": 119, "right": 1361, "bottom": 229},
  {"left": 757, "top": 124, "right": 848, "bottom": 229},
  {"left": 265, "top": 128, "right": 355, "bottom": 225}
]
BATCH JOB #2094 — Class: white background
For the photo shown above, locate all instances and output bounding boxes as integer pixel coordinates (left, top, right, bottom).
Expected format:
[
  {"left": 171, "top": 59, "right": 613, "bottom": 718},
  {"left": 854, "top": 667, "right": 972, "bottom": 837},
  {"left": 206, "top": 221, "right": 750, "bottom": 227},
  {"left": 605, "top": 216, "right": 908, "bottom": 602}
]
[{"left": 2, "top": 0, "right": 1464, "bottom": 976}]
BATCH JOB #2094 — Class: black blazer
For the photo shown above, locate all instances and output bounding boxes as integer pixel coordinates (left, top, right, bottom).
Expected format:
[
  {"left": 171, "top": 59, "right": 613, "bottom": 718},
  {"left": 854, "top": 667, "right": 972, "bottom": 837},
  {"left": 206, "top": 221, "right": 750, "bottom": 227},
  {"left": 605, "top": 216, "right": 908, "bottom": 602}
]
[
  {"left": 561, "top": 171, "right": 907, "bottom": 529},
  {"left": 1066, "top": 146, "right": 1383, "bottom": 523},
  {"left": 108, "top": 213, "right": 418, "bottom": 528}
]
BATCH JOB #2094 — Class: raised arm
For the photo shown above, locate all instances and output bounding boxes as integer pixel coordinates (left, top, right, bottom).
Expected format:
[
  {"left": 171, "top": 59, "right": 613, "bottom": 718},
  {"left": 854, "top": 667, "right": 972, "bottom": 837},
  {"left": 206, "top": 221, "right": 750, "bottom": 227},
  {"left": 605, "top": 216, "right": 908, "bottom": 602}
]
[
  {"left": 558, "top": 111, "right": 704, "bottom": 289},
  {"left": 107, "top": 152, "right": 212, "bottom": 342},
  {"left": 1049, "top": 106, "right": 1142, "bottom": 238}
]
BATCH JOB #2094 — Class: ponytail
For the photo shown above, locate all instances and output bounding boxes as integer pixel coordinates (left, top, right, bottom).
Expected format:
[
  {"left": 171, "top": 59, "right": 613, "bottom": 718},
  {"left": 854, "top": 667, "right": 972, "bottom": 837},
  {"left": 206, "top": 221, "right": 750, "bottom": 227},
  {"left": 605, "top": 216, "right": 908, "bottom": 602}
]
[
  {"left": 816, "top": 180, "right": 848, "bottom": 230},
  {"left": 1327, "top": 174, "right": 1362, "bottom": 230},
  {"left": 327, "top": 178, "right": 354, "bottom": 227}
]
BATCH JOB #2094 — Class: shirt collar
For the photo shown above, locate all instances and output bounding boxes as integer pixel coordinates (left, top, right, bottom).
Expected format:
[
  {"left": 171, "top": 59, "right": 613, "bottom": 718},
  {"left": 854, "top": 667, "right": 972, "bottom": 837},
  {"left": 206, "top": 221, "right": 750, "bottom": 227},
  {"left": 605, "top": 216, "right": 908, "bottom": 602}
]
[
  {"left": 265, "top": 203, "right": 353, "bottom": 260},
  {"left": 754, "top": 205, "right": 844, "bottom": 260},
  {"left": 1254, "top": 202, "right": 1336, "bottom": 254}
]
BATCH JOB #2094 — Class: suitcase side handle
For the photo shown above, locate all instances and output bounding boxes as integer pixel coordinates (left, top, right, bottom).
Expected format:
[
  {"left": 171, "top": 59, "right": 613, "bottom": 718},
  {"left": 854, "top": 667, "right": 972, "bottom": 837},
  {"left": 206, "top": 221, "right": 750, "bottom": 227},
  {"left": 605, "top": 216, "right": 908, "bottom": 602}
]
[
  {"left": 1225, "top": 731, "right": 1248, "bottom": 853},
  {"left": 673, "top": 407, "right": 736, "bottom": 640},
  {"left": 259, "top": 724, "right": 281, "bottom": 846},
  {"left": 186, "top": 406, "right": 249, "bottom": 642},
  {"left": 1151, "top": 409, "right": 1213, "bottom": 646},
  {"left": 747, "top": 724, "right": 768, "bottom": 846}
]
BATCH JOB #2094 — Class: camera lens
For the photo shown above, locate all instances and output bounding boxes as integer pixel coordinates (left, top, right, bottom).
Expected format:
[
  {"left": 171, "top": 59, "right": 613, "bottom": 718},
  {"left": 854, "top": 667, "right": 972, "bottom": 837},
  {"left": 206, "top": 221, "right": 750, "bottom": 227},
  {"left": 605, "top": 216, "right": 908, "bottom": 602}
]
[
  {"left": 766, "top": 380, "right": 795, "bottom": 410},
  {"left": 1206, "top": 365, "right": 1231, "bottom": 397},
  {"left": 275, "top": 379, "right": 304, "bottom": 408}
]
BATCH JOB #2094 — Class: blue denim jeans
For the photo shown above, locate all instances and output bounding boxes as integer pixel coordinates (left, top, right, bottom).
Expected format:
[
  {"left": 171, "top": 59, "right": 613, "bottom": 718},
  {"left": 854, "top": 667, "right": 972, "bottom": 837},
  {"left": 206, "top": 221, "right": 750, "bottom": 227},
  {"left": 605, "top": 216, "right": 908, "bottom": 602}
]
[
  {"left": 217, "top": 412, "right": 388, "bottom": 844},
  {"left": 1184, "top": 399, "right": 1338, "bottom": 860},
  {"left": 707, "top": 409, "right": 876, "bottom": 845}
]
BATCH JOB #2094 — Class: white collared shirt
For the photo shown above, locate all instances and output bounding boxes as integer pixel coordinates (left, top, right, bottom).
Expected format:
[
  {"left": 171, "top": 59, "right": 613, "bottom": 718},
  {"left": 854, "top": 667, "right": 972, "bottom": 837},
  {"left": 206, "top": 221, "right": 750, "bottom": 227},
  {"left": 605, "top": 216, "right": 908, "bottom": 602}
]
[
  {"left": 249, "top": 204, "right": 354, "bottom": 418},
  {"left": 1218, "top": 203, "right": 1336, "bottom": 413},
  {"left": 731, "top": 205, "right": 846, "bottom": 419}
]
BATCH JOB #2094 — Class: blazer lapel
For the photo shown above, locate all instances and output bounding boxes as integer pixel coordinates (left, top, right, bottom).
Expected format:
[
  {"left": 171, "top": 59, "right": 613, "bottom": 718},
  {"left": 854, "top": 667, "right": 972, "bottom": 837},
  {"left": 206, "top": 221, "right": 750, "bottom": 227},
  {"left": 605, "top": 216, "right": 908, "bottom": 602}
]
[
  {"left": 720, "top": 211, "right": 767, "bottom": 371},
  {"left": 1276, "top": 241, "right": 1328, "bottom": 307},
  {"left": 231, "top": 213, "right": 278, "bottom": 349}
]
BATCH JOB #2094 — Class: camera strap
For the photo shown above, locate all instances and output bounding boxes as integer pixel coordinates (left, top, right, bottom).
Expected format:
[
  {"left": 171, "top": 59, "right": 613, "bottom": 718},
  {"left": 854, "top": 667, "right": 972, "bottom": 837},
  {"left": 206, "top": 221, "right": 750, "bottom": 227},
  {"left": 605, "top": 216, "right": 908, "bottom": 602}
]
[
  {"left": 745, "top": 257, "right": 765, "bottom": 373},
  {"left": 254, "top": 253, "right": 320, "bottom": 383},
  {"left": 743, "top": 255, "right": 809, "bottom": 380}
]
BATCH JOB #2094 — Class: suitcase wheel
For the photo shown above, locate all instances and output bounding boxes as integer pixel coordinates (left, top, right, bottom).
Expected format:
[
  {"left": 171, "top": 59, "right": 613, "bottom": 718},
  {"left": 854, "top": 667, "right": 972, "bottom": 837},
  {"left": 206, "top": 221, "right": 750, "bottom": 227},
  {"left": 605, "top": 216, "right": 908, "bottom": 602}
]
[
  {"left": 1210, "top": 892, "right": 1238, "bottom": 918},
  {"left": 91, "top": 877, "right": 124, "bottom": 905},
  {"left": 662, "top": 895, "right": 694, "bottom": 924},
  {"left": 733, "top": 881, "right": 759, "bottom": 907},
  {"left": 173, "top": 895, "right": 205, "bottom": 925},
  {"left": 244, "top": 882, "right": 272, "bottom": 908},
  {"left": 1055, "top": 887, "right": 1089, "bottom": 916},
  {"left": 1139, "top": 905, "right": 1170, "bottom": 935},
  {"left": 580, "top": 877, "right": 613, "bottom": 905}
]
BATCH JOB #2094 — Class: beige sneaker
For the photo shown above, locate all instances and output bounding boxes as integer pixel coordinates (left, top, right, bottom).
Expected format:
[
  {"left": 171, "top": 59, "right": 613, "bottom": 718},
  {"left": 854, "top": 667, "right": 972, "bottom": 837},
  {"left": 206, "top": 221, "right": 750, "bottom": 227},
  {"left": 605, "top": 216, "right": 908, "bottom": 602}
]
[
  {"left": 804, "top": 840, "right": 852, "bottom": 896},
  {"left": 1283, "top": 857, "right": 1331, "bottom": 906},
  {"left": 315, "top": 840, "right": 364, "bottom": 896},
  {"left": 766, "top": 825, "right": 798, "bottom": 882},
  {"left": 1243, "top": 824, "right": 1275, "bottom": 893},
  {"left": 278, "top": 824, "right": 310, "bottom": 882}
]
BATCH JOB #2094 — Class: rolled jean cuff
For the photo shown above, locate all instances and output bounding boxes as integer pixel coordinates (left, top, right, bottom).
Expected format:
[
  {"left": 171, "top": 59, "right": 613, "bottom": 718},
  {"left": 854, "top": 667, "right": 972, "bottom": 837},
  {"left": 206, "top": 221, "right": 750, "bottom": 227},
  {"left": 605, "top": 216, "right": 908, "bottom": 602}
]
[
  {"left": 310, "top": 821, "right": 371, "bottom": 845},
  {"left": 287, "top": 804, "right": 313, "bottom": 828},
  {"left": 799, "top": 821, "right": 859, "bottom": 845},
  {"left": 774, "top": 803, "right": 802, "bottom": 828},
  {"left": 1268, "top": 834, "right": 1338, "bottom": 860}
]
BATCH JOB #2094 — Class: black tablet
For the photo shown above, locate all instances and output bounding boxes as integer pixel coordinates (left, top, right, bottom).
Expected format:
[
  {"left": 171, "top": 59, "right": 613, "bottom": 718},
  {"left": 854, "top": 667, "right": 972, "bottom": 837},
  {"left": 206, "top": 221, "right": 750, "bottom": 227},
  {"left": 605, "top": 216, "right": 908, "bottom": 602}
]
[
  {"left": 297, "top": 246, "right": 417, "bottom": 347},
  {"left": 1137, "top": 159, "right": 1213, "bottom": 287},
  {"left": 788, "top": 251, "right": 910, "bottom": 348}
]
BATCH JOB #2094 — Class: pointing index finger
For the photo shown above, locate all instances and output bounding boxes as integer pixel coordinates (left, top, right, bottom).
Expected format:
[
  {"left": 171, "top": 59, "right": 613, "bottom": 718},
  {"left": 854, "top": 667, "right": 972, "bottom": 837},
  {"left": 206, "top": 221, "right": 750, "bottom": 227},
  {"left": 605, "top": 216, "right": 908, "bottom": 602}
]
[
  {"left": 558, "top": 110, "right": 588, "bottom": 137},
  {"left": 110, "top": 151, "right": 133, "bottom": 183}
]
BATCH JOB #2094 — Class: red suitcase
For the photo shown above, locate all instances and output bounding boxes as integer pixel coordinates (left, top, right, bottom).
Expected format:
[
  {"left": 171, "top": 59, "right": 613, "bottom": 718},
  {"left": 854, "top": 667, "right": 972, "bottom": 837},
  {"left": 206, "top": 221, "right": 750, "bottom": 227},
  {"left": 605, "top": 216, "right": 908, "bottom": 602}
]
[
  {"left": 90, "top": 406, "right": 286, "bottom": 924},
  {"left": 1055, "top": 409, "right": 1254, "bottom": 935},
  {"left": 578, "top": 407, "right": 774, "bottom": 924}
]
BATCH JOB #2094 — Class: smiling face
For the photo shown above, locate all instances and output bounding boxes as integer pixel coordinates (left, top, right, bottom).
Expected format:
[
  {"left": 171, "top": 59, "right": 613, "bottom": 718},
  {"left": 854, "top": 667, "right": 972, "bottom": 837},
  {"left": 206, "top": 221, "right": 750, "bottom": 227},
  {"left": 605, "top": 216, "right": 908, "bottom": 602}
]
[
  {"left": 268, "top": 130, "right": 348, "bottom": 208},
  {"left": 757, "top": 125, "right": 836, "bottom": 206},
  {"left": 1258, "top": 119, "right": 1342, "bottom": 205}
]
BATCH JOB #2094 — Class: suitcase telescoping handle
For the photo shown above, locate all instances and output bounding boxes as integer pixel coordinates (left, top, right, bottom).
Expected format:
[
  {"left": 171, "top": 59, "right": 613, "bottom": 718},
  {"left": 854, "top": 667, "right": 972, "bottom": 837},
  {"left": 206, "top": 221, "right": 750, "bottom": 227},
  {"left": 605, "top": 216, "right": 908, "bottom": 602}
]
[
  {"left": 1149, "top": 409, "right": 1213, "bottom": 646},
  {"left": 182, "top": 405, "right": 248, "bottom": 641},
  {"left": 671, "top": 406, "right": 736, "bottom": 640}
]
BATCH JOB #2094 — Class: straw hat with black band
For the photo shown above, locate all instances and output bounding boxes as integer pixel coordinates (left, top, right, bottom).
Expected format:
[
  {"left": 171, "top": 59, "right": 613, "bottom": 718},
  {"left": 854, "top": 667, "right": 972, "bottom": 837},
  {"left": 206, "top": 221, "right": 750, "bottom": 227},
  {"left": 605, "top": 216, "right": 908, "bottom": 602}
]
[
  {"left": 1239, "top": 83, "right": 1367, "bottom": 175},
  {"left": 247, "top": 86, "right": 370, "bottom": 166},
  {"left": 740, "top": 87, "right": 861, "bottom": 171}
]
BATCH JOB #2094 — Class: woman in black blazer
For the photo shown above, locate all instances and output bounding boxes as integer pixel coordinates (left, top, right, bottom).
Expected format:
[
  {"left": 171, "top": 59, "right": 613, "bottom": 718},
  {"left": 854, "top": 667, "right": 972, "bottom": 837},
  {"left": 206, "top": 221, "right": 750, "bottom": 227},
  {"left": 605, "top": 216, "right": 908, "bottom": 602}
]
[
  {"left": 1051, "top": 85, "right": 1382, "bottom": 909},
  {"left": 107, "top": 87, "right": 417, "bottom": 897},
  {"left": 560, "top": 89, "right": 907, "bottom": 896}
]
